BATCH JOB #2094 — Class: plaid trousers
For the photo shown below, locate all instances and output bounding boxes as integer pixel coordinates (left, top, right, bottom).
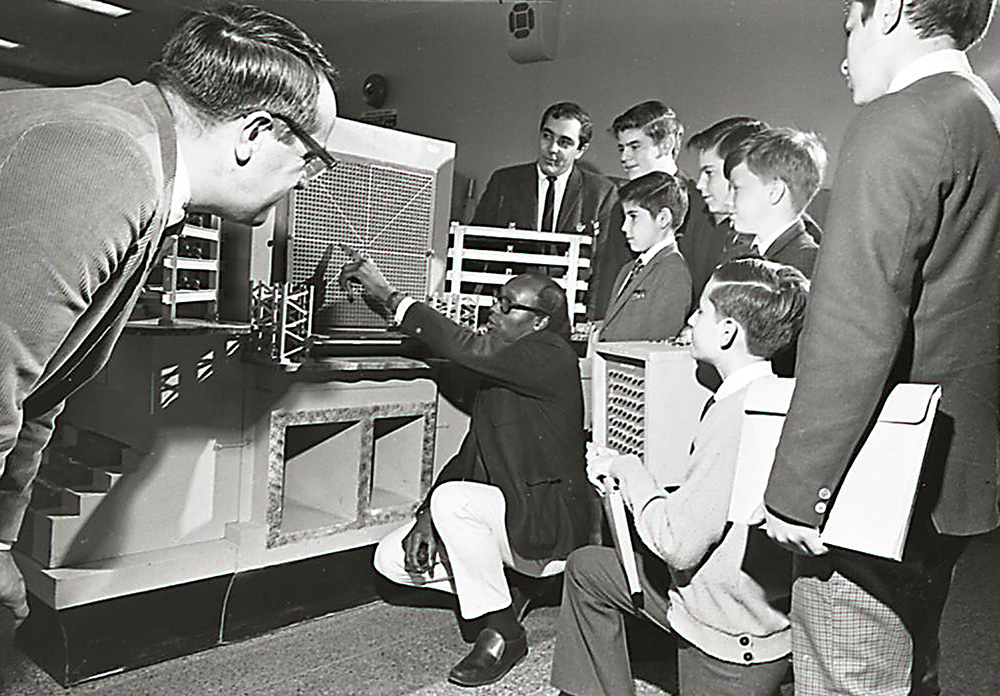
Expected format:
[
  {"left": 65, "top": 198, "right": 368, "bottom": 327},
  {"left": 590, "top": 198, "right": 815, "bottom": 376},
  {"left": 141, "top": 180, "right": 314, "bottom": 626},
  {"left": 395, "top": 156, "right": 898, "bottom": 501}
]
[{"left": 791, "top": 530, "right": 967, "bottom": 696}]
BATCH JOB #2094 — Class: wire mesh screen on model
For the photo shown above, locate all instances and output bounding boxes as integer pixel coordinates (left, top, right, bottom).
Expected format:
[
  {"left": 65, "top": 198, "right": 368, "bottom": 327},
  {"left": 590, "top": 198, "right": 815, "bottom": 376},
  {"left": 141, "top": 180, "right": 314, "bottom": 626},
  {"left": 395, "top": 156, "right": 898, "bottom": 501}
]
[{"left": 289, "top": 158, "right": 436, "bottom": 333}]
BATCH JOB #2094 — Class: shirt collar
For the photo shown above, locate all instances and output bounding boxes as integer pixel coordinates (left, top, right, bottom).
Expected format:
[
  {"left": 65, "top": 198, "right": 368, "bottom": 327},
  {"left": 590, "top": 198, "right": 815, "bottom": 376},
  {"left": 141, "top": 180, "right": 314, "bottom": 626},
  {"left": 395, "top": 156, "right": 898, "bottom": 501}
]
[
  {"left": 754, "top": 217, "right": 800, "bottom": 255},
  {"left": 166, "top": 145, "right": 191, "bottom": 227},
  {"left": 715, "top": 361, "right": 774, "bottom": 402},
  {"left": 537, "top": 163, "right": 574, "bottom": 185},
  {"left": 888, "top": 48, "right": 973, "bottom": 95},
  {"left": 638, "top": 237, "right": 677, "bottom": 266}
]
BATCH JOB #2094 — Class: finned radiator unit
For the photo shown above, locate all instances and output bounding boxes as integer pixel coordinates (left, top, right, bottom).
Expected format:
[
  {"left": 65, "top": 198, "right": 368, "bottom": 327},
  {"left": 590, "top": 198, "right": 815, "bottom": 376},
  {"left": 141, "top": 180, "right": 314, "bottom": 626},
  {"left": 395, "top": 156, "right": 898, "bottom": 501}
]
[{"left": 592, "top": 342, "right": 714, "bottom": 487}]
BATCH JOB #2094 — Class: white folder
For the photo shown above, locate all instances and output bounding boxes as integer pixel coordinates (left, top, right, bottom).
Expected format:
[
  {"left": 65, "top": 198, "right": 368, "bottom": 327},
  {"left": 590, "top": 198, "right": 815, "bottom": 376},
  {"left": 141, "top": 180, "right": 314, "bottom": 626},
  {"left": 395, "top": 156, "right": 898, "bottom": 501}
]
[
  {"left": 601, "top": 478, "right": 644, "bottom": 609},
  {"left": 729, "top": 378, "right": 942, "bottom": 561}
]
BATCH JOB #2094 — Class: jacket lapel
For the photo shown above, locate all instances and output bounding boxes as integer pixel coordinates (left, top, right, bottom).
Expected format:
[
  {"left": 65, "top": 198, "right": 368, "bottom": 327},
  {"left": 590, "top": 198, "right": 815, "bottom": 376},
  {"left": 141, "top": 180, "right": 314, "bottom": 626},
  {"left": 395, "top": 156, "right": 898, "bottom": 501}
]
[
  {"left": 764, "top": 218, "right": 806, "bottom": 260},
  {"left": 557, "top": 166, "right": 583, "bottom": 231}
]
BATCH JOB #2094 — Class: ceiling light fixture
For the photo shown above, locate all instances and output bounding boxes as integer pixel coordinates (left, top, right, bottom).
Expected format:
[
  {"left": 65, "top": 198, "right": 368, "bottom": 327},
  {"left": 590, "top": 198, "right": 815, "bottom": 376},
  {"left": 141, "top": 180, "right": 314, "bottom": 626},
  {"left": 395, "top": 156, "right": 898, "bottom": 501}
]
[
  {"left": 0, "top": 37, "right": 23, "bottom": 49},
  {"left": 50, "top": 0, "right": 132, "bottom": 18}
]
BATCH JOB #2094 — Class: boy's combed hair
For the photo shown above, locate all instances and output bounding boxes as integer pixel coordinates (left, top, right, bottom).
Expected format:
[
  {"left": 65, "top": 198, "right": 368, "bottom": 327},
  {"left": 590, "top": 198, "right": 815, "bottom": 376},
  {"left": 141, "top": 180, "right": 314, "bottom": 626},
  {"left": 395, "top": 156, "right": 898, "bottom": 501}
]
[
  {"left": 686, "top": 116, "right": 767, "bottom": 160},
  {"left": 149, "top": 3, "right": 339, "bottom": 134},
  {"left": 610, "top": 101, "right": 684, "bottom": 160},
  {"left": 617, "top": 171, "right": 689, "bottom": 231},
  {"left": 723, "top": 127, "right": 827, "bottom": 214},
  {"left": 708, "top": 259, "right": 810, "bottom": 359},
  {"left": 540, "top": 102, "right": 594, "bottom": 147},
  {"left": 854, "top": 0, "right": 995, "bottom": 50}
]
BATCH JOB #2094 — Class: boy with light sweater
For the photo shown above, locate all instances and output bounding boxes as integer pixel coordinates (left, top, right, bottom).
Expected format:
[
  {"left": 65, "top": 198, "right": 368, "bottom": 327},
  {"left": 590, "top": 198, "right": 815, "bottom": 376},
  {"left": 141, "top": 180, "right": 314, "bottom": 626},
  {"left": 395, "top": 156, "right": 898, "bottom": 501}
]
[{"left": 551, "top": 258, "right": 809, "bottom": 696}]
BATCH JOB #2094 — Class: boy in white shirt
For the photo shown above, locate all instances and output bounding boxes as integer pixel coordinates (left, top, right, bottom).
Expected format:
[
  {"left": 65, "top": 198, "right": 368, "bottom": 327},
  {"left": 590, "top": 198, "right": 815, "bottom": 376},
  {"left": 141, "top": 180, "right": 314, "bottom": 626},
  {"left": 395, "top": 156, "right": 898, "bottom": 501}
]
[{"left": 552, "top": 258, "right": 809, "bottom": 696}]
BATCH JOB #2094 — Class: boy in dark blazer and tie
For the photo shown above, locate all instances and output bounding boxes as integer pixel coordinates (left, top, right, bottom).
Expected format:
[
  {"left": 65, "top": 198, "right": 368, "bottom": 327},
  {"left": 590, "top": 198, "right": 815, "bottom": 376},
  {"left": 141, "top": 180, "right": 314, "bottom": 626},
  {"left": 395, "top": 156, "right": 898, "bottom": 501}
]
[
  {"left": 763, "top": 2, "right": 1000, "bottom": 694},
  {"left": 723, "top": 127, "right": 826, "bottom": 278},
  {"left": 599, "top": 171, "right": 691, "bottom": 343}
]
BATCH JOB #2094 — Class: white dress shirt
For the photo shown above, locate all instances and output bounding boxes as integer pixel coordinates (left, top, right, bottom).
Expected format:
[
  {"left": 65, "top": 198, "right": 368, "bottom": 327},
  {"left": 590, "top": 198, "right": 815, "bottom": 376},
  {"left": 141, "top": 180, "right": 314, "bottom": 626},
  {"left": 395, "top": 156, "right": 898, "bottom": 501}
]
[
  {"left": 535, "top": 165, "right": 573, "bottom": 232},
  {"left": 753, "top": 217, "right": 800, "bottom": 256},
  {"left": 714, "top": 360, "right": 775, "bottom": 403},
  {"left": 888, "top": 48, "right": 974, "bottom": 95}
]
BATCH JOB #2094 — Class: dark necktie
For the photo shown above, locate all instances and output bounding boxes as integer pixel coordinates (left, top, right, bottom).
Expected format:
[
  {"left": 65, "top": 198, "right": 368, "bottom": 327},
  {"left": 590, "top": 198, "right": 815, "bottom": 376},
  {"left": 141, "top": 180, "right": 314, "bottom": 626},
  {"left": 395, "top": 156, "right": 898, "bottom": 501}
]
[
  {"left": 725, "top": 232, "right": 758, "bottom": 260},
  {"left": 690, "top": 395, "right": 717, "bottom": 455},
  {"left": 617, "top": 259, "right": 643, "bottom": 296},
  {"left": 700, "top": 395, "right": 717, "bottom": 420},
  {"left": 541, "top": 176, "right": 556, "bottom": 232}
]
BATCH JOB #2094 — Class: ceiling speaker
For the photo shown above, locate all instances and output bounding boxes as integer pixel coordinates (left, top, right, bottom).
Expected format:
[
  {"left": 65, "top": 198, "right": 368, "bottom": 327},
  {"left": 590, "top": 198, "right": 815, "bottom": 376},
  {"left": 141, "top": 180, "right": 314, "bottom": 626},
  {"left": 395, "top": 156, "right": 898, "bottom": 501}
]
[{"left": 506, "top": 1, "right": 560, "bottom": 64}]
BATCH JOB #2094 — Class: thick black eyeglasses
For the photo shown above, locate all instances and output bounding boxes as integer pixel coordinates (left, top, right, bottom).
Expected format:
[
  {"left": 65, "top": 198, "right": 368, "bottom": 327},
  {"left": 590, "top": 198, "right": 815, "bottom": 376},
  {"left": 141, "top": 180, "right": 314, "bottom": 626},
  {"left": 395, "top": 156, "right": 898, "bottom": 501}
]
[
  {"left": 493, "top": 293, "right": 549, "bottom": 316},
  {"left": 271, "top": 113, "right": 338, "bottom": 181}
]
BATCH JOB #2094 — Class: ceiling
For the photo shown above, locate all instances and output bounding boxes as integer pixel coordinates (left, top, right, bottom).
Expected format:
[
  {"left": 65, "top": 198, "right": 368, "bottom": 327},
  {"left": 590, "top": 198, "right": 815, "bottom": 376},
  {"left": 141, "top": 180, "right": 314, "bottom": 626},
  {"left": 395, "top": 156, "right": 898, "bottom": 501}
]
[{"left": 0, "top": 0, "right": 472, "bottom": 85}]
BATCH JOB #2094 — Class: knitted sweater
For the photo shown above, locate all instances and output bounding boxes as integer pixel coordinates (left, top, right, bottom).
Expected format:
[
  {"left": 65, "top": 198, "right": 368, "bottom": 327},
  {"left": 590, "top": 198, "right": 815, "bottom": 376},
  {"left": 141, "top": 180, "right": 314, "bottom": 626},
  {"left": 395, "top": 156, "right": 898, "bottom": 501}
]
[
  {"left": 616, "top": 381, "right": 791, "bottom": 664},
  {"left": 0, "top": 79, "right": 176, "bottom": 540}
]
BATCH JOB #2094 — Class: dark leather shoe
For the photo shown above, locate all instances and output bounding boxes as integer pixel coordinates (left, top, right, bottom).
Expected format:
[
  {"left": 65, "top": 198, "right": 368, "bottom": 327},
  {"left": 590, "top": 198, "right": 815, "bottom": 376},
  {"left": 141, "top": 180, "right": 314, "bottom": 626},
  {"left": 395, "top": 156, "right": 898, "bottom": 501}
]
[{"left": 447, "top": 627, "right": 528, "bottom": 687}]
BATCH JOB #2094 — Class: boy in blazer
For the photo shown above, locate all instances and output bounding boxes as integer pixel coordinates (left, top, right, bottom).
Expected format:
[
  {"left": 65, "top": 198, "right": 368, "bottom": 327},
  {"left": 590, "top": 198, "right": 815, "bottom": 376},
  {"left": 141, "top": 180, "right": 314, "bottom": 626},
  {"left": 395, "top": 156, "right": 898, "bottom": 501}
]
[
  {"left": 723, "top": 127, "right": 826, "bottom": 278},
  {"left": 763, "top": 1, "right": 1000, "bottom": 693},
  {"left": 599, "top": 172, "right": 692, "bottom": 343},
  {"left": 611, "top": 101, "right": 717, "bottom": 301}
]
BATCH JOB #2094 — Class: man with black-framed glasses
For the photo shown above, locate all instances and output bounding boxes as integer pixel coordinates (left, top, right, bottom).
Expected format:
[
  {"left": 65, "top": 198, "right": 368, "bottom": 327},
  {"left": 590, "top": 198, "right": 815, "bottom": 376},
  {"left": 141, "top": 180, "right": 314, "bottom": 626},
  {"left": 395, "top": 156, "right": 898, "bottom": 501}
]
[
  {"left": 340, "top": 247, "right": 593, "bottom": 688},
  {"left": 272, "top": 112, "right": 338, "bottom": 183},
  {"left": 0, "top": 3, "right": 338, "bottom": 628}
]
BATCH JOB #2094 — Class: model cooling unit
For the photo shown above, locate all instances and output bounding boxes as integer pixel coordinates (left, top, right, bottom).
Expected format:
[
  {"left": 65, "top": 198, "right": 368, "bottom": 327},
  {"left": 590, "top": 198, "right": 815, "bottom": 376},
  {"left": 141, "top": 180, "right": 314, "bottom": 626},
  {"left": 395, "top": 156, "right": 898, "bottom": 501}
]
[
  {"left": 268, "top": 118, "right": 455, "bottom": 341},
  {"left": 592, "top": 342, "right": 714, "bottom": 487}
]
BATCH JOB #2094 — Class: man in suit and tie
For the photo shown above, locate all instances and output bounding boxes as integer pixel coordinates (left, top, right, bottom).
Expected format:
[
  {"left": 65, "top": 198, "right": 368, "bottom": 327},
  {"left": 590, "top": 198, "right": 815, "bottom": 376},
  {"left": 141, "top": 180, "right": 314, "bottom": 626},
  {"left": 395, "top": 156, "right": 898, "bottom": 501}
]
[
  {"left": 611, "top": 101, "right": 717, "bottom": 301},
  {"left": 599, "top": 172, "right": 691, "bottom": 342},
  {"left": 472, "top": 102, "right": 627, "bottom": 320},
  {"left": 763, "top": 1, "right": 1000, "bottom": 694},
  {"left": 723, "top": 127, "right": 826, "bottom": 277}
]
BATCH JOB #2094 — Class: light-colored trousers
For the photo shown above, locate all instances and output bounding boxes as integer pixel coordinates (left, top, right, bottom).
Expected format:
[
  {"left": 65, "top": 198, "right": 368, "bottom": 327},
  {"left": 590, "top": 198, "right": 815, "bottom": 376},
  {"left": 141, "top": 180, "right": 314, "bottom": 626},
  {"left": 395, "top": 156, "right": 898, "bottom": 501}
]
[{"left": 373, "top": 480, "right": 564, "bottom": 620}]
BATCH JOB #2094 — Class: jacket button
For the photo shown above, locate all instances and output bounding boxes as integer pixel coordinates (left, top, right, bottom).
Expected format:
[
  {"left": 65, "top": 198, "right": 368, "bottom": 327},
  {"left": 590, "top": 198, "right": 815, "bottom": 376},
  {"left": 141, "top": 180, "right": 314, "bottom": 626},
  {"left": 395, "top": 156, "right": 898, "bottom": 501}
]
[
  {"left": 415, "top": 327, "right": 423, "bottom": 334},
  {"left": 739, "top": 636, "right": 750, "bottom": 646},
  {"left": 743, "top": 652, "right": 753, "bottom": 662},
  {"left": 818, "top": 487, "right": 832, "bottom": 500},
  {"left": 814, "top": 501, "right": 828, "bottom": 515}
]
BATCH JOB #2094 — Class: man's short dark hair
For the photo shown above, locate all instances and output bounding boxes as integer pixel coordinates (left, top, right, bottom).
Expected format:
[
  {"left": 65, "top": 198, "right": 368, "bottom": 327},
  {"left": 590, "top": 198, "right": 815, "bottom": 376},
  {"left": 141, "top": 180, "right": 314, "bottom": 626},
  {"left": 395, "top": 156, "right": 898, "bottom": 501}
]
[
  {"left": 687, "top": 116, "right": 768, "bottom": 161},
  {"left": 617, "top": 171, "right": 689, "bottom": 232},
  {"left": 522, "top": 273, "right": 572, "bottom": 339},
  {"left": 723, "top": 127, "right": 827, "bottom": 214},
  {"left": 708, "top": 259, "right": 810, "bottom": 359},
  {"left": 610, "top": 101, "right": 684, "bottom": 160},
  {"left": 540, "top": 102, "right": 594, "bottom": 148},
  {"left": 854, "top": 0, "right": 995, "bottom": 50},
  {"left": 149, "top": 3, "right": 339, "bottom": 134}
]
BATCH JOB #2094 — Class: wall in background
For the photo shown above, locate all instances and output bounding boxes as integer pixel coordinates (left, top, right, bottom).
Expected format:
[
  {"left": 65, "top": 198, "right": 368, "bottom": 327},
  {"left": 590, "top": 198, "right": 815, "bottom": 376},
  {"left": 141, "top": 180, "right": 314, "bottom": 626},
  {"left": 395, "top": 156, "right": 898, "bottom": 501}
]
[{"left": 292, "top": 0, "right": 1000, "bottom": 211}]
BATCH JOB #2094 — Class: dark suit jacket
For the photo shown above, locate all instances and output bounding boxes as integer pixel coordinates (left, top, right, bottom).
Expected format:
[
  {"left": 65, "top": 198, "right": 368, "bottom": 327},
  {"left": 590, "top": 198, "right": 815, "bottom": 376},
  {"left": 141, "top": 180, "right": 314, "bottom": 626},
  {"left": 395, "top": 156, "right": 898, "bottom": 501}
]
[
  {"left": 676, "top": 178, "right": 728, "bottom": 302},
  {"left": 472, "top": 162, "right": 630, "bottom": 321},
  {"left": 763, "top": 218, "right": 819, "bottom": 277},
  {"left": 599, "top": 243, "right": 692, "bottom": 342},
  {"left": 765, "top": 72, "right": 1000, "bottom": 536},
  {"left": 0, "top": 79, "right": 176, "bottom": 540},
  {"left": 402, "top": 303, "right": 592, "bottom": 559}
]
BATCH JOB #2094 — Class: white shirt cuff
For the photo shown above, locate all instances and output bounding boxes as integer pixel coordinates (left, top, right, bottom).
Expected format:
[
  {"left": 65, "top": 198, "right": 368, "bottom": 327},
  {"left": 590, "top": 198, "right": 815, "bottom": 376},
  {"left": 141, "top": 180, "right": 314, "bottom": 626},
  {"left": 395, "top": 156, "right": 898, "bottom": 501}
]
[{"left": 394, "top": 296, "right": 416, "bottom": 324}]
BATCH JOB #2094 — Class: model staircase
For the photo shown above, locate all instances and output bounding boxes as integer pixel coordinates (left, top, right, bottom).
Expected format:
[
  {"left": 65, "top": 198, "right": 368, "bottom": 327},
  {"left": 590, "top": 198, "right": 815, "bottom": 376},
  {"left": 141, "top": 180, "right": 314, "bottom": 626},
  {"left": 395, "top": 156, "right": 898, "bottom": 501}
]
[{"left": 16, "top": 428, "right": 129, "bottom": 568}]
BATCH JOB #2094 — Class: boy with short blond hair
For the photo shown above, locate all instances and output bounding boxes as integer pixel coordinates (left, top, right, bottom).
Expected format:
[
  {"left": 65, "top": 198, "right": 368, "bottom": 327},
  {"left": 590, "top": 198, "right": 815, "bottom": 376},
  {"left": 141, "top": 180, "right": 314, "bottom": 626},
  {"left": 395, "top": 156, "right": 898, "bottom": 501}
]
[{"left": 723, "top": 127, "right": 826, "bottom": 277}]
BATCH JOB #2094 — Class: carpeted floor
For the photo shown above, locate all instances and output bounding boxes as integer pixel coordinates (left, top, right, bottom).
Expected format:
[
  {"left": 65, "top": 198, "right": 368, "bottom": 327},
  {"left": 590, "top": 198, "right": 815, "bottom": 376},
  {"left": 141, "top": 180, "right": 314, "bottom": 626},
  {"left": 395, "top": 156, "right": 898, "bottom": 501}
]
[{"left": 2, "top": 532, "right": 1000, "bottom": 695}]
